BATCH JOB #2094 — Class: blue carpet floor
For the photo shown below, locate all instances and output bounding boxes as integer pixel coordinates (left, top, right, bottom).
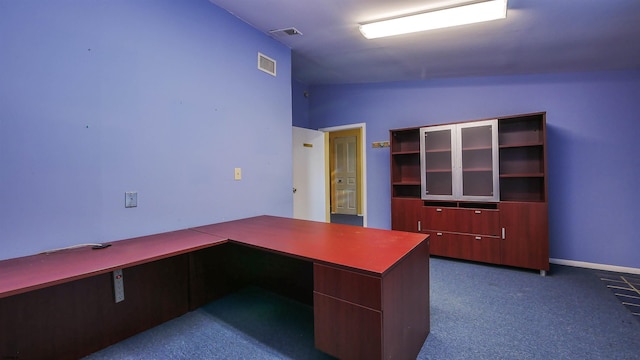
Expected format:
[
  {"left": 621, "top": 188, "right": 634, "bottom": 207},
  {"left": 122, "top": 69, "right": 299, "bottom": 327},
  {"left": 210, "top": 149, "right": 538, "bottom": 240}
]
[
  {"left": 329, "top": 214, "right": 363, "bottom": 226},
  {"left": 420, "top": 258, "right": 640, "bottom": 360},
  {"left": 84, "top": 258, "right": 640, "bottom": 360}
]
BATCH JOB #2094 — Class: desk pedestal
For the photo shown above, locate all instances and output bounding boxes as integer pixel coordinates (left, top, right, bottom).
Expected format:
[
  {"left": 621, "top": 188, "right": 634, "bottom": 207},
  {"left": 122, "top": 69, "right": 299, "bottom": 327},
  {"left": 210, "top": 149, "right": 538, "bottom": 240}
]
[{"left": 314, "top": 240, "right": 430, "bottom": 360}]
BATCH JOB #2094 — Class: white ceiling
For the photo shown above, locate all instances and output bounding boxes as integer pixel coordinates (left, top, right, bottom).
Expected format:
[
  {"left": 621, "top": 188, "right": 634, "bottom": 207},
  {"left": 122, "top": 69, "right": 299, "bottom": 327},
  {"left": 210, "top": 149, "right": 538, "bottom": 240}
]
[{"left": 208, "top": 0, "right": 640, "bottom": 85}]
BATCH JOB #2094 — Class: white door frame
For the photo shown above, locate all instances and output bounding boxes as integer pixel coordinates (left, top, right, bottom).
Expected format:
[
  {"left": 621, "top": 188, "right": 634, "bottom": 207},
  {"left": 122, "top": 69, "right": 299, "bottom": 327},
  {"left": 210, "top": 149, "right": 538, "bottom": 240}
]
[{"left": 319, "top": 123, "right": 367, "bottom": 227}]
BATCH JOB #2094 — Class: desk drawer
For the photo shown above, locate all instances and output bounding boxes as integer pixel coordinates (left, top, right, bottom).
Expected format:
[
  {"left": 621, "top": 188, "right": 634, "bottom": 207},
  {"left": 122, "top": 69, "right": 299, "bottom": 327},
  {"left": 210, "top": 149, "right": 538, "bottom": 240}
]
[
  {"left": 314, "top": 263, "right": 381, "bottom": 310},
  {"left": 314, "top": 292, "right": 382, "bottom": 360}
]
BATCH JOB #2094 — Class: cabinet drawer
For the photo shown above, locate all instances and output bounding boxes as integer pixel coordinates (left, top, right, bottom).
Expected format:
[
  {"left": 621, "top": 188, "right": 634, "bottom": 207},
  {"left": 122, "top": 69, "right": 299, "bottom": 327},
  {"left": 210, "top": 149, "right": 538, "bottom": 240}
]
[
  {"left": 429, "top": 231, "right": 501, "bottom": 264},
  {"left": 422, "top": 206, "right": 499, "bottom": 236},
  {"left": 314, "top": 263, "right": 381, "bottom": 310}
]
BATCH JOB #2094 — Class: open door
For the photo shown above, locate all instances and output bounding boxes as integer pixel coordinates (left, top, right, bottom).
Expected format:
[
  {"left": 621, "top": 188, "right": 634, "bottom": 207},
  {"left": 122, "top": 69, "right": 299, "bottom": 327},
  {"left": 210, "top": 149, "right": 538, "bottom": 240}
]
[{"left": 292, "top": 126, "right": 328, "bottom": 222}]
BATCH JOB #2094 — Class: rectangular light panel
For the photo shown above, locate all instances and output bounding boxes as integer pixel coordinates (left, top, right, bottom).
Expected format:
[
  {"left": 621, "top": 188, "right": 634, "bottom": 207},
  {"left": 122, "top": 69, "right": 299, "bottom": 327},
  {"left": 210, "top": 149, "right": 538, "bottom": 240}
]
[{"left": 360, "top": 0, "right": 508, "bottom": 39}]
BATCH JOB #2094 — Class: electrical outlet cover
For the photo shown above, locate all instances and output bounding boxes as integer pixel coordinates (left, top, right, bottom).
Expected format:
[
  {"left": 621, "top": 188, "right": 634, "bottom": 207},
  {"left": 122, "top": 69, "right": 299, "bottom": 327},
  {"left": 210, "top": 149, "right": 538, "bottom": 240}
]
[{"left": 125, "top": 192, "right": 137, "bottom": 208}]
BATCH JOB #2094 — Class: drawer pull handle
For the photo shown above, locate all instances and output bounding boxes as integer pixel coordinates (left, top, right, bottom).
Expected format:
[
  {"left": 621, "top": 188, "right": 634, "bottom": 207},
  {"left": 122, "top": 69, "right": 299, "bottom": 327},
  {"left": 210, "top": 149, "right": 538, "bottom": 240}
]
[
  {"left": 437, "top": 232, "right": 443, "bottom": 236},
  {"left": 475, "top": 236, "right": 482, "bottom": 240},
  {"left": 417, "top": 221, "right": 421, "bottom": 232},
  {"left": 474, "top": 210, "right": 481, "bottom": 214},
  {"left": 436, "top": 208, "right": 443, "bottom": 212}
]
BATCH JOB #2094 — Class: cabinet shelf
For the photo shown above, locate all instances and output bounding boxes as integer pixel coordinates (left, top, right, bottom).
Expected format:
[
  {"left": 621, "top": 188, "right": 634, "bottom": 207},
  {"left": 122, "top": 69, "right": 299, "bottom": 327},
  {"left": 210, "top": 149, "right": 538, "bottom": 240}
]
[
  {"left": 498, "top": 115, "right": 544, "bottom": 147},
  {"left": 392, "top": 183, "right": 421, "bottom": 198},
  {"left": 462, "top": 146, "right": 493, "bottom": 151},
  {"left": 499, "top": 145, "right": 544, "bottom": 175},
  {"left": 425, "top": 169, "right": 453, "bottom": 173},
  {"left": 463, "top": 168, "right": 493, "bottom": 172},
  {"left": 499, "top": 142, "right": 543, "bottom": 149},
  {"left": 393, "top": 181, "right": 421, "bottom": 186},
  {"left": 424, "top": 148, "right": 452, "bottom": 154},
  {"left": 500, "top": 173, "right": 544, "bottom": 178},
  {"left": 392, "top": 150, "right": 420, "bottom": 155},
  {"left": 392, "top": 195, "right": 421, "bottom": 200},
  {"left": 392, "top": 151, "right": 420, "bottom": 184},
  {"left": 500, "top": 176, "right": 545, "bottom": 202},
  {"left": 391, "top": 128, "right": 420, "bottom": 153}
]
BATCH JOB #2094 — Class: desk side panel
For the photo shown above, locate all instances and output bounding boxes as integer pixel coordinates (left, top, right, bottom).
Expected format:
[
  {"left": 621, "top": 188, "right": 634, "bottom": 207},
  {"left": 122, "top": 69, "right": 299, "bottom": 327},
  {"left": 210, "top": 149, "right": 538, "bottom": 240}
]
[
  {"left": 190, "top": 243, "right": 314, "bottom": 310},
  {"left": 382, "top": 239, "right": 430, "bottom": 359},
  {"left": 0, "top": 255, "right": 189, "bottom": 359},
  {"left": 189, "top": 244, "right": 249, "bottom": 310}
]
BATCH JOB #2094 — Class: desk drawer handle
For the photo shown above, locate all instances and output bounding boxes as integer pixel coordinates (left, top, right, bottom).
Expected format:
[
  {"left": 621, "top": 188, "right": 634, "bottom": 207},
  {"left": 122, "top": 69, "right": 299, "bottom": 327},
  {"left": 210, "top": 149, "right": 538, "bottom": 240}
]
[
  {"left": 436, "top": 208, "right": 443, "bottom": 212},
  {"left": 474, "top": 210, "right": 481, "bottom": 214},
  {"left": 437, "top": 232, "right": 443, "bottom": 236},
  {"left": 475, "top": 236, "right": 482, "bottom": 240}
]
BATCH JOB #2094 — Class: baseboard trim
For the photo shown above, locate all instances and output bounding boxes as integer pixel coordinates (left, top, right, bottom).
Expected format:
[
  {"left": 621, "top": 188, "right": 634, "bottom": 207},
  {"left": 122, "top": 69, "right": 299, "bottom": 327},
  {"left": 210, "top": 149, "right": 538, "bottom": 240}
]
[{"left": 550, "top": 258, "right": 640, "bottom": 275}]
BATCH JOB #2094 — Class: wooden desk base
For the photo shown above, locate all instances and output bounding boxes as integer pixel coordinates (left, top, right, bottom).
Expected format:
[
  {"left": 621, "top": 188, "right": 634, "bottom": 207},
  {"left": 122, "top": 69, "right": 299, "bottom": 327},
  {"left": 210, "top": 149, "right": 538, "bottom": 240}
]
[
  {"left": 1, "top": 255, "right": 191, "bottom": 359},
  {"left": 0, "top": 217, "right": 429, "bottom": 360}
]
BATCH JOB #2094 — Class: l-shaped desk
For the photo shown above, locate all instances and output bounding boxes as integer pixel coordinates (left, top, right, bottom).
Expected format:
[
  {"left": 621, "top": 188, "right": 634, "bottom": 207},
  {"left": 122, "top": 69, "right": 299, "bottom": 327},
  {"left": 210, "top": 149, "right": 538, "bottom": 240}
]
[{"left": 0, "top": 216, "right": 430, "bottom": 359}]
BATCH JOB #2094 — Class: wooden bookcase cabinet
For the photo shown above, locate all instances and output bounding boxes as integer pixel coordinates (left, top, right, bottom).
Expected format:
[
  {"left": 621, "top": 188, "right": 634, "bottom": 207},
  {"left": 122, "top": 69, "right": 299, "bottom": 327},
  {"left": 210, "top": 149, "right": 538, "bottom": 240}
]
[{"left": 390, "top": 113, "right": 549, "bottom": 274}]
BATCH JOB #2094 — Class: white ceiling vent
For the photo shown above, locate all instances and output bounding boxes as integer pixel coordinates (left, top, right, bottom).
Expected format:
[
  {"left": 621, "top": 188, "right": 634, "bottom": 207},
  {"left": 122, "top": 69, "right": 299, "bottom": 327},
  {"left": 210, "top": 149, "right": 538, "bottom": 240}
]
[
  {"left": 269, "top": 27, "right": 303, "bottom": 37},
  {"left": 258, "top": 52, "right": 276, "bottom": 76}
]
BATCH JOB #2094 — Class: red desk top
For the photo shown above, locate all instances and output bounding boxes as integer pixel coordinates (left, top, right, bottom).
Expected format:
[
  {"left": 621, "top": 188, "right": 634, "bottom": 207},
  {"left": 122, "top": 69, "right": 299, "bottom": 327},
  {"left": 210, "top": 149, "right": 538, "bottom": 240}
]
[
  {"left": 193, "top": 215, "right": 428, "bottom": 276},
  {"left": 0, "top": 230, "right": 226, "bottom": 299},
  {"left": 1, "top": 216, "right": 428, "bottom": 299}
]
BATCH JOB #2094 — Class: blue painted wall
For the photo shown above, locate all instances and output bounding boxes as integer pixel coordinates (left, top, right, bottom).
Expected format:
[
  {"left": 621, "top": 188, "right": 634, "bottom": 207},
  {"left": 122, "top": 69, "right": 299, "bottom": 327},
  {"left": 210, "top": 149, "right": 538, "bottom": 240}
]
[
  {"left": 308, "top": 71, "right": 640, "bottom": 269},
  {"left": 0, "top": 0, "right": 292, "bottom": 261},
  {"left": 292, "top": 79, "right": 310, "bottom": 128}
]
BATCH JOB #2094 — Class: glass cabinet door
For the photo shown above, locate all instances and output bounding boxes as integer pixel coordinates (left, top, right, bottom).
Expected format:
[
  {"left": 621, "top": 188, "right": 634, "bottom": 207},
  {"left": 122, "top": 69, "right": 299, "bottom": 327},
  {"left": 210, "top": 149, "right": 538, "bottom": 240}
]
[
  {"left": 420, "top": 120, "right": 499, "bottom": 201},
  {"left": 459, "top": 120, "right": 499, "bottom": 201},
  {"left": 420, "top": 125, "right": 456, "bottom": 200}
]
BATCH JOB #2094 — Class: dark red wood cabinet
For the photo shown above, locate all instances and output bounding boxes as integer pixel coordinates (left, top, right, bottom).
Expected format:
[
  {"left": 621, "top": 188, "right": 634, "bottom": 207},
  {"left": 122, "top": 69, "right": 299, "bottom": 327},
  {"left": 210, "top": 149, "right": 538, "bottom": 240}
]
[
  {"left": 391, "top": 112, "right": 549, "bottom": 274},
  {"left": 499, "top": 201, "right": 549, "bottom": 271},
  {"left": 391, "top": 197, "right": 422, "bottom": 232}
]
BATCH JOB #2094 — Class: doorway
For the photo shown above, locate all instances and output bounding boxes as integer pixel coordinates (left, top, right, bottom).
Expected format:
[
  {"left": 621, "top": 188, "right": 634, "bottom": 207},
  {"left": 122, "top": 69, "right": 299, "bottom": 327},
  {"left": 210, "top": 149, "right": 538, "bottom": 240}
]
[
  {"left": 292, "top": 123, "right": 367, "bottom": 227},
  {"left": 322, "top": 124, "right": 367, "bottom": 227}
]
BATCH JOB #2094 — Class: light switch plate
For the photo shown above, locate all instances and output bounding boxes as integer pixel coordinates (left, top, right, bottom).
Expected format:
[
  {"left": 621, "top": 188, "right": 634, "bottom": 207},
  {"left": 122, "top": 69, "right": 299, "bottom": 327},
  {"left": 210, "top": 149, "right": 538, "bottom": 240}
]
[
  {"left": 234, "top": 168, "right": 242, "bottom": 180},
  {"left": 125, "top": 192, "right": 137, "bottom": 208}
]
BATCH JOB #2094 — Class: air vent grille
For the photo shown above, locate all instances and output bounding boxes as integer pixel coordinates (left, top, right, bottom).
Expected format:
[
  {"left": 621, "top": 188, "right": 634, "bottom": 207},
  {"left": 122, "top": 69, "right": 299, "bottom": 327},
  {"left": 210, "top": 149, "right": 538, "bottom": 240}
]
[
  {"left": 258, "top": 52, "right": 276, "bottom": 76},
  {"left": 269, "top": 27, "right": 303, "bottom": 37}
]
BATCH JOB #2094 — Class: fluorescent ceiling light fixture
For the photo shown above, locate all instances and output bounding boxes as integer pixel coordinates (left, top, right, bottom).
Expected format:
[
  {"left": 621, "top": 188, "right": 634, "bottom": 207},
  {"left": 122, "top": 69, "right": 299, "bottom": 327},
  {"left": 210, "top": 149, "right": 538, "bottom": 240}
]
[{"left": 359, "top": 0, "right": 508, "bottom": 39}]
